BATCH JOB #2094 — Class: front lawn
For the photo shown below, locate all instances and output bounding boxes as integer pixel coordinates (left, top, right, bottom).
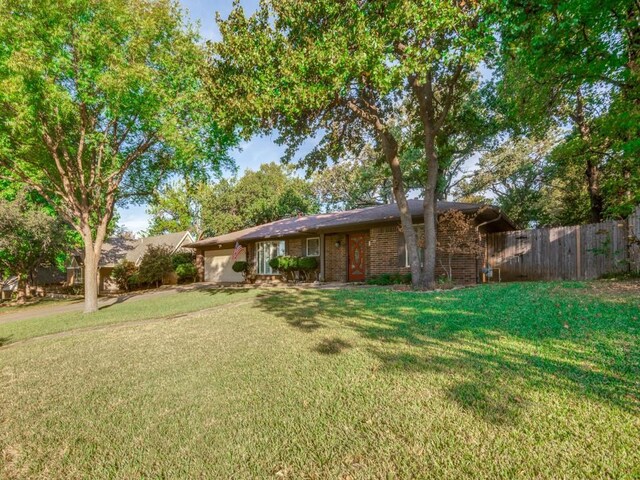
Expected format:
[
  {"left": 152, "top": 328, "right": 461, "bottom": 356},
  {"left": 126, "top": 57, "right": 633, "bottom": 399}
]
[{"left": 1, "top": 282, "right": 638, "bottom": 478}]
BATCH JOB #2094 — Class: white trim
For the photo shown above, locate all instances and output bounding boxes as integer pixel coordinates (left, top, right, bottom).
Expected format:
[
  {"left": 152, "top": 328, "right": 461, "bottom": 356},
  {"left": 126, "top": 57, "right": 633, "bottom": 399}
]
[
  {"left": 256, "top": 240, "right": 285, "bottom": 275},
  {"left": 306, "top": 237, "right": 320, "bottom": 257},
  {"left": 405, "top": 246, "right": 425, "bottom": 268}
]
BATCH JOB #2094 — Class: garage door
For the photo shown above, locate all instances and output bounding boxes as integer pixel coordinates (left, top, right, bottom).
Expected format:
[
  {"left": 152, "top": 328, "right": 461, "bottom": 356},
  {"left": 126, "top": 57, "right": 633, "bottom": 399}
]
[{"left": 204, "top": 249, "right": 246, "bottom": 283}]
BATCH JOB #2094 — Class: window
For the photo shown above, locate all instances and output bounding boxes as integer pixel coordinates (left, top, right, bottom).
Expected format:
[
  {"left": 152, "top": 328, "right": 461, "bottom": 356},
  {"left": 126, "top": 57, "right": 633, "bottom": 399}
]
[
  {"left": 256, "top": 240, "right": 285, "bottom": 274},
  {"left": 69, "top": 267, "right": 83, "bottom": 284},
  {"left": 306, "top": 237, "right": 320, "bottom": 257},
  {"left": 405, "top": 244, "right": 425, "bottom": 267}
]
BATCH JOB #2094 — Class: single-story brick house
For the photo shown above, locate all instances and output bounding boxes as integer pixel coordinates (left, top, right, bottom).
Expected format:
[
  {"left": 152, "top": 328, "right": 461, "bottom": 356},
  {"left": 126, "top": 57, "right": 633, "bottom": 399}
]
[
  {"left": 66, "top": 231, "right": 195, "bottom": 293},
  {"left": 185, "top": 200, "right": 516, "bottom": 285}
]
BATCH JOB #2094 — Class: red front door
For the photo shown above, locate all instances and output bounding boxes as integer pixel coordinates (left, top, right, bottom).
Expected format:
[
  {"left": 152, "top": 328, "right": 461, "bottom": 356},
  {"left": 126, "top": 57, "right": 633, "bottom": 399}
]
[{"left": 348, "top": 234, "right": 367, "bottom": 281}]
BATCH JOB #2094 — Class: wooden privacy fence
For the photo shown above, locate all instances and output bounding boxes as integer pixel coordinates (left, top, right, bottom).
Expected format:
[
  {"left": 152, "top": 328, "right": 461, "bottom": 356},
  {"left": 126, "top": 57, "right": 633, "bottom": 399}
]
[{"left": 485, "top": 206, "right": 640, "bottom": 282}]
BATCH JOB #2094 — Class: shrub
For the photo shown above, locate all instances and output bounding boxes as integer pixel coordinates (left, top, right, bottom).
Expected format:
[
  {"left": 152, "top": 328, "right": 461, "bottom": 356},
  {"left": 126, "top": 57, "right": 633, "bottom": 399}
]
[
  {"left": 297, "top": 256, "right": 318, "bottom": 281},
  {"left": 232, "top": 261, "right": 248, "bottom": 273},
  {"left": 176, "top": 263, "right": 197, "bottom": 283},
  {"left": 297, "top": 256, "right": 318, "bottom": 271},
  {"left": 268, "top": 255, "right": 319, "bottom": 282},
  {"left": 366, "top": 273, "right": 412, "bottom": 286},
  {"left": 138, "top": 245, "right": 174, "bottom": 288},
  {"left": 128, "top": 272, "right": 141, "bottom": 289},
  {"left": 268, "top": 256, "right": 299, "bottom": 281},
  {"left": 172, "top": 251, "right": 195, "bottom": 269},
  {"left": 111, "top": 260, "right": 137, "bottom": 292}
]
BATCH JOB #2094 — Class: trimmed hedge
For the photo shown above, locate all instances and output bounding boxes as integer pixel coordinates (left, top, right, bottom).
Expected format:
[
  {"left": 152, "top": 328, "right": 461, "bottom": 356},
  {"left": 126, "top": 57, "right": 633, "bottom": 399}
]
[
  {"left": 268, "top": 255, "right": 319, "bottom": 281},
  {"left": 232, "top": 261, "right": 249, "bottom": 273}
]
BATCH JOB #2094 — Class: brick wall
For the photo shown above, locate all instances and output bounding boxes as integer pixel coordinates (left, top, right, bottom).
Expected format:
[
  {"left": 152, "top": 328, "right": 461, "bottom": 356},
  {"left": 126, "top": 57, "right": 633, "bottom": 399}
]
[
  {"left": 287, "top": 238, "right": 303, "bottom": 257},
  {"left": 369, "top": 222, "right": 479, "bottom": 285},
  {"left": 324, "top": 234, "right": 348, "bottom": 282},
  {"left": 370, "top": 225, "right": 405, "bottom": 276},
  {"left": 195, "top": 248, "right": 205, "bottom": 282}
]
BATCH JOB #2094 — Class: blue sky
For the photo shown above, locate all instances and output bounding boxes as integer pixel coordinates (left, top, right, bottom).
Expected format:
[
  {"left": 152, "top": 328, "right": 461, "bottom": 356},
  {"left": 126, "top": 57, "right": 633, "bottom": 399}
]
[
  {"left": 119, "top": 0, "right": 482, "bottom": 234},
  {"left": 119, "top": 0, "right": 286, "bottom": 234}
]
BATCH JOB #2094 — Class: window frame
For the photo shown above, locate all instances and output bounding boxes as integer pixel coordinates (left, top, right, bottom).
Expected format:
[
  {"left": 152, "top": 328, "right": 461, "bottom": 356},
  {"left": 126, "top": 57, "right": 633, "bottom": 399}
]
[
  {"left": 306, "top": 237, "right": 320, "bottom": 257},
  {"left": 70, "top": 267, "right": 84, "bottom": 285},
  {"left": 256, "top": 240, "right": 286, "bottom": 275},
  {"left": 405, "top": 242, "right": 425, "bottom": 268}
]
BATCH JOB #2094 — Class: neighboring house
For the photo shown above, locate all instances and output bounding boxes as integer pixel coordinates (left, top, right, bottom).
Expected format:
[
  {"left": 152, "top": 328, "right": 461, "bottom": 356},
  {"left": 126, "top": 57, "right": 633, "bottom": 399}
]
[
  {"left": 66, "top": 231, "right": 195, "bottom": 293},
  {"left": 1, "top": 276, "right": 18, "bottom": 301},
  {"left": 185, "top": 200, "right": 516, "bottom": 285}
]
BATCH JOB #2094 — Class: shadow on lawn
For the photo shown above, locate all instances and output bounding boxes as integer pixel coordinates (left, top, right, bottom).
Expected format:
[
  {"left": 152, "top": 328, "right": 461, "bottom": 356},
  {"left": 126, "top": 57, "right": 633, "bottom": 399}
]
[
  {"left": 0, "top": 335, "right": 12, "bottom": 347},
  {"left": 98, "top": 294, "right": 134, "bottom": 310},
  {"left": 200, "top": 287, "right": 255, "bottom": 296},
  {"left": 254, "top": 284, "right": 640, "bottom": 422},
  {"left": 313, "top": 337, "right": 352, "bottom": 355}
]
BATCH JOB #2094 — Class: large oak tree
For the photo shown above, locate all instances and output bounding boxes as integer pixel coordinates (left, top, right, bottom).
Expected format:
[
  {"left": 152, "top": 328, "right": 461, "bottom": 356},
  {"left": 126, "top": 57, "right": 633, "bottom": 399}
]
[
  {"left": 210, "top": 0, "right": 493, "bottom": 288},
  {"left": 0, "top": 0, "right": 233, "bottom": 312}
]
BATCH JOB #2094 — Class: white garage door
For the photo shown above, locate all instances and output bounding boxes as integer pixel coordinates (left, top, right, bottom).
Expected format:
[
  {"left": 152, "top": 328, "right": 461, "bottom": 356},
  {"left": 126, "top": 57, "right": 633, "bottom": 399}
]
[{"left": 204, "top": 249, "right": 247, "bottom": 283}]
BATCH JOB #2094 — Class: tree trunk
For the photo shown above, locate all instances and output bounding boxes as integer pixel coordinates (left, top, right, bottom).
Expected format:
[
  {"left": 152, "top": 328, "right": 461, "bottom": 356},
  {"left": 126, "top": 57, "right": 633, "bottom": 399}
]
[
  {"left": 16, "top": 276, "right": 27, "bottom": 305},
  {"left": 381, "top": 132, "right": 422, "bottom": 288},
  {"left": 411, "top": 73, "right": 440, "bottom": 290},
  {"left": 83, "top": 238, "right": 100, "bottom": 314},
  {"left": 422, "top": 139, "right": 439, "bottom": 290},
  {"left": 575, "top": 88, "right": 603, "bottom": 223},
  {"left": 585, "top": 159, "right": 604, "bottom": 223}
]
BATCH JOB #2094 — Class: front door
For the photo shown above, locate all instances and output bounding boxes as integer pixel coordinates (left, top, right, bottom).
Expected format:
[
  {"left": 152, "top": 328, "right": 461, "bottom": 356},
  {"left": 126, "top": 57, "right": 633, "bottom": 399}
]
[{"left": 348, "top": 233, "right": 367, "bottom": 281}]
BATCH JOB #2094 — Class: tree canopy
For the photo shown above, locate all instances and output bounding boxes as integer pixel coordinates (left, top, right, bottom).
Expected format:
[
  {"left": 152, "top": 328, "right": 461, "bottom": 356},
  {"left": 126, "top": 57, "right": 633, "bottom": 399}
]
[
  {"left": 0, "top": 0, "right": 234, "bottom": 311},
  {"left": 0, "top": 189, "right": 71, "bottom": 300},
  {"left": 147, "top": 163, "right": 319, "bottom": 237},
  {"left": 489, "top": 0, "right": 640, "bottom": 221},
  {"left": 209, "top": 0, "right": 496, "bottom": 288}
]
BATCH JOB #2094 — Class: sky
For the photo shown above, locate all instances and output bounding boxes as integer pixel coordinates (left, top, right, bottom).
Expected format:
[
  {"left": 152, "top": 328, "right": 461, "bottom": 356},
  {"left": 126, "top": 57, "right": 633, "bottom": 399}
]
[
  {"left": 119, "top": 0, "right": 482, "bottom": 234},
  {"left": 119, "top": 0, "right": 281, "bottom": 234}
]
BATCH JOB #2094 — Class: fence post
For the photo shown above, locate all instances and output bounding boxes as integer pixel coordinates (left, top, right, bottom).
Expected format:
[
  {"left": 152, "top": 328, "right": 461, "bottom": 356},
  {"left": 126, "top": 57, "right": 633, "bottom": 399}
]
[
  {"left": 576, "top": 226, "right": 581, "bottom": 279},
  {"left": 629, "top": 206, "right": 640, "bottom": 274}
]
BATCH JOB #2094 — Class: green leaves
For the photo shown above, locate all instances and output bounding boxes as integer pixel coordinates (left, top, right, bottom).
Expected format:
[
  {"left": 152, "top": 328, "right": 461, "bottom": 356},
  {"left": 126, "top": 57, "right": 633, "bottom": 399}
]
[{"left": 0, "top": 0, "right": 235, "bottom": 233}]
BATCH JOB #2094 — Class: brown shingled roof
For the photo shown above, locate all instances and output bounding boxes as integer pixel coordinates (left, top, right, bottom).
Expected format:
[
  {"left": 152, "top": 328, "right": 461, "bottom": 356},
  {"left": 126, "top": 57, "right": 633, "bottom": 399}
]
[{"left": 185, "top": 200, "right": 515, "bottom": 248}]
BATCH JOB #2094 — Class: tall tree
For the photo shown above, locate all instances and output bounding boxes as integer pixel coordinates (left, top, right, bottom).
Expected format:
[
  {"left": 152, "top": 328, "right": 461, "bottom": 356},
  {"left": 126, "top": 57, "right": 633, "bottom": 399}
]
[
  {"left": 147, "top": 163, "right": 319, "bottom": 237},
  {"left": 0, "top": 0, "right": 233, "bottom": 312},
  {"left": 210, "top": 0, "right": 493, "bottom": 289},
  {"left": 491, "top": 0, "right": 640, "bottom": 221},
  {"left": 147, "top": 180, "right": 204, "bottom": 237},
  {"left": 456, "top": 135, "right": 555, "bottom": 228},
  {"left": 0, "top": 190, "right": 70, "bottom": 301}
]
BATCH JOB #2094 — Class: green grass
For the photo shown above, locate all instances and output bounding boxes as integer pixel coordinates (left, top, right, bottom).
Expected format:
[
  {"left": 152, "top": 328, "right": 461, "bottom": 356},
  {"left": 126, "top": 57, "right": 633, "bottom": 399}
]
[
  {"left": 1, "top": 282, "right": 638, "bottom": 478},
  {"left": 0, "top": 298, "right": 77, "bottom": 316},
  {"left": 0, "top": 288, "right": 260, "bottom": 346}
]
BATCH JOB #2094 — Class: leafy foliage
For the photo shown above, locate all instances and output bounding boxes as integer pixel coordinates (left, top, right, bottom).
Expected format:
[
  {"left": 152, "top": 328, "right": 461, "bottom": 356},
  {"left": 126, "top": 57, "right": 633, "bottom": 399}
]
[
  {"left": 111, "top": 261, "right": 137, "bottom": 292},
  {"left": 148, "top": 163, "right": 319, "bottom": 237},
  {"left": 0, "top": 0, "right": 234, "bottom": 311},
  {"left": 175, "top": 263, "right": 197, "bottom": 283},
  {"left": 0, "top": 190, "right": 70, "bottom": 292},
  {"left": 231, "top": 261, "right": 249, "bottom": 274},
  {"left": 138, "top": 245, "right": 174, "bottom": 287},
  {"left": 171, "top": 251, "right": 195, "bottom": 270},
  {"left": 490, "top": 0, "right": 640, "bottom": 220},
  {"left": 268, "top": 255, "right": 318, "bottom": 282},
  {"left": 366, "top": 273, "right": 412, "bottom": 286},
  {"left": 436, "top": 210, "right": 483, "bottom": 282}
]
